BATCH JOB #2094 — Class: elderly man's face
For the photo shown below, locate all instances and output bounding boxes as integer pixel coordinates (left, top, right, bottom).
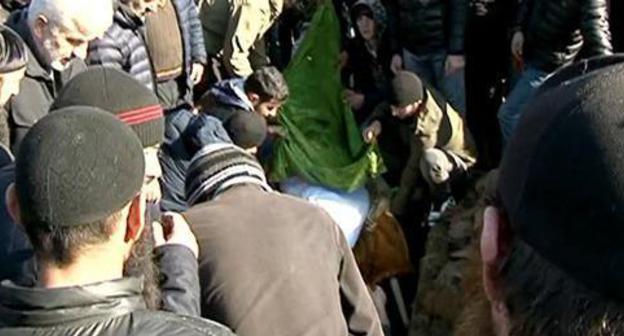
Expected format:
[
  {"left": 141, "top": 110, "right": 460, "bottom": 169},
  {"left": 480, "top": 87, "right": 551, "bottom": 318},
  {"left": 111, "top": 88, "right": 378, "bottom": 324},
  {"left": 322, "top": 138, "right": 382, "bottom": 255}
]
[{"left": 33, "top": 17, "right": 101, "bottom": 71}]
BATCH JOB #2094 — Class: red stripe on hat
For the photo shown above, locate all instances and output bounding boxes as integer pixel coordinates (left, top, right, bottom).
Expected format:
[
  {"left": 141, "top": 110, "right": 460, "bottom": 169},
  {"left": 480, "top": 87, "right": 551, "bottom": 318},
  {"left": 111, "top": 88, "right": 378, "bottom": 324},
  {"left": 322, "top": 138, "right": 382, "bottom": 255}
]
[{"left": 117, "top": 105, "right": 163, "bottom": 126}]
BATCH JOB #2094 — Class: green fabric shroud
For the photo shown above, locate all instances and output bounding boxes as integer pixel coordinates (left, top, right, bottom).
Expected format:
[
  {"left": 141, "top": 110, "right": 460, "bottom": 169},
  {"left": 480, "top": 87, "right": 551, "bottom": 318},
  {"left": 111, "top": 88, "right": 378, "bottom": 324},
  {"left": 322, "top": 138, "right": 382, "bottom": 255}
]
[{"left": 270, "top": 1, "right": 383, "bottom": 192}]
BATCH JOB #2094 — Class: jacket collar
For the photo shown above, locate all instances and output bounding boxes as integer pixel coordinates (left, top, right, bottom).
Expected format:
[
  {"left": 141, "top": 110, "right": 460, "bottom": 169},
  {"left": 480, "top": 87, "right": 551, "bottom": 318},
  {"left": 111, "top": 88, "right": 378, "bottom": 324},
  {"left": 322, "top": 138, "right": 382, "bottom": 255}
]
[
  {"left": 0, "top": 277, "right": 146, "bottom": 327},
  {"left": 115, "top": 3, "right": 145, "bottom": 29}
]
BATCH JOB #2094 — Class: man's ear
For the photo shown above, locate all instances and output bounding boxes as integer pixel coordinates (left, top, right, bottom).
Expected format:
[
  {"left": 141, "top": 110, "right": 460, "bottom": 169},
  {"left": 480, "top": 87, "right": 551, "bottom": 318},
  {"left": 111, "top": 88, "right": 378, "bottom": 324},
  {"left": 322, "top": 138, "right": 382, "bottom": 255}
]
[
  {"left": 481, "top": 206, "right": 511, "bottom": 305},
  {"left": 32, "top": 15, "right": 49, "bottom": 41},
  {"left": 124, "top": 195, "right": 145, "bottom": 243},
  {"left": 247, "top": 92, "right": 260, "bottom": 106},
  {"left": 6, "top": 183, "right": 22, "bottom": 225}
]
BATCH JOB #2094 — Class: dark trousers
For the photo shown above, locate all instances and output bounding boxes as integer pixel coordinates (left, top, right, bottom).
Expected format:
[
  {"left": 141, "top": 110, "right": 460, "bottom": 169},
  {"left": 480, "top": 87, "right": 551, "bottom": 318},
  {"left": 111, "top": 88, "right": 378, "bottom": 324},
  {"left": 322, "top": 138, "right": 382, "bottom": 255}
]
[{"left": 465, "top": 15, "right": 508, "bottom": 170}]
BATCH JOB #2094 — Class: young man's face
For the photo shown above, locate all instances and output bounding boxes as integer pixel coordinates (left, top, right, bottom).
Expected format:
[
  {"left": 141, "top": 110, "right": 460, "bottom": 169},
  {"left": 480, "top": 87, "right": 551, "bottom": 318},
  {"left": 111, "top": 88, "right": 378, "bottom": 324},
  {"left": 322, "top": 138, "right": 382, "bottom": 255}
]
[
  {"left": 391, "top": 100, "right": 424, "bottom": 120},
  {"left": 356, "top": 14, "right": 376, "bottom": 41},
  {"left": 254, "top": 98, "right": 282, "bottom": 119}
]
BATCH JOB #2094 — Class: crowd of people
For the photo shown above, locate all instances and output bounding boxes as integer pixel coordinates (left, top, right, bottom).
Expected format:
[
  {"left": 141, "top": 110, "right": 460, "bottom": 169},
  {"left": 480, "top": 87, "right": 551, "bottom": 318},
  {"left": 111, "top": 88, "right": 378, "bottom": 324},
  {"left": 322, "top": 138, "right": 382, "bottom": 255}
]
[{"left": 0, "top": 0, "right": 621, "bottom": 335}]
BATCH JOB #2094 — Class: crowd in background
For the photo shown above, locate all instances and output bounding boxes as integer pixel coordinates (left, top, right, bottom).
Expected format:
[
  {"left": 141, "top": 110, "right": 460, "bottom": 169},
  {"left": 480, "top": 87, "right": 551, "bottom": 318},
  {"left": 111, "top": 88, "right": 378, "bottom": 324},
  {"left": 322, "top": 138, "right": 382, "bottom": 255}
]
[{"left": 0, "top": 0, "right": 621, "bottom": 335}]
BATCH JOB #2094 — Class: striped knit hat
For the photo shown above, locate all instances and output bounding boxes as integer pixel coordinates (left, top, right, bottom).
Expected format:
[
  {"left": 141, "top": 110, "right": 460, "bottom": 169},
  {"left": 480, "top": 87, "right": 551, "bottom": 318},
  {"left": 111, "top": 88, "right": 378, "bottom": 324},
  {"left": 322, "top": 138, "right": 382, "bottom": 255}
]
[
  {"left": 185, "top": 143, "right": 271, "bottom": 206},
  {"left": 50, "top": 67, "right": 164, "bottom": 148}
]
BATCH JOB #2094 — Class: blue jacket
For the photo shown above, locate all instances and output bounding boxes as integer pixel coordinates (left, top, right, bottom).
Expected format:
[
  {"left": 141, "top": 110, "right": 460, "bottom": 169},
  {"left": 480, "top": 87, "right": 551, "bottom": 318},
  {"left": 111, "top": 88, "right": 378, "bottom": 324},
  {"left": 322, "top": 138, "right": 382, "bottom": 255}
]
[
  {"left": 160, "top": 110, "right": 232, "bottom": 212},
  {"left": 88, "top": 0, "right": 206, "bottom": 103}
]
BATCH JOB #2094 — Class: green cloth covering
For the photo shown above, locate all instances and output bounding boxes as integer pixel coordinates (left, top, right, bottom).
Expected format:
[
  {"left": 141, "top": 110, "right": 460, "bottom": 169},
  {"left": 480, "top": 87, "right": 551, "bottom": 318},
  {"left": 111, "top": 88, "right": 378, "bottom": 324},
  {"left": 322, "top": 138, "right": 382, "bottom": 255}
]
[{"left": 270, "top": 1, "right": 383, "bottom": 192}]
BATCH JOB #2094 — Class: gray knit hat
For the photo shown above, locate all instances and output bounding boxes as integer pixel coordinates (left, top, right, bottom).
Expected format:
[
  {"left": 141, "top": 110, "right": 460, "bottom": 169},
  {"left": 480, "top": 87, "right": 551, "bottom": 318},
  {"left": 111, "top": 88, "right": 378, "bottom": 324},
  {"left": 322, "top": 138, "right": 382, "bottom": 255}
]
[{"left": 185, "top": 143, "right": 271, "bottom": 206}]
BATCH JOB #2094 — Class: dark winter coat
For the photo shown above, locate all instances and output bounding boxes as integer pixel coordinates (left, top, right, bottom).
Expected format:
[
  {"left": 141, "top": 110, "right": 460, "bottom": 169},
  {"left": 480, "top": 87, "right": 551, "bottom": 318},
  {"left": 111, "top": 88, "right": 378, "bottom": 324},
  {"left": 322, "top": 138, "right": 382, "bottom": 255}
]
[
  {"left": 343, "top": 35, "right": 393, "bottom": 125},
  {"left": 88, "top": 0, "right": 206, "bottom": 103},
  {"left": 517, "top": 0, "right": 612, "bottom": 72},
  {"left": 387, "top": 0, "right": 467, "bottom": 55},
  {"left": 0, "top": 277, "right": 235, "bottom": 336},
  {"left": 201, "top": 78, "right": 255, "bottom": 123},
  {"left": 184, "top": 184, "right": 383, "bottom": 336},
  {"left": 87, "top": 4, "right": 155, "bottom": 90},
  {"left": 5, "top": 9, "right": 86, "bottom": 153},
  {"left": 0, "top": 164, "right": 205, "bottom": 317}
]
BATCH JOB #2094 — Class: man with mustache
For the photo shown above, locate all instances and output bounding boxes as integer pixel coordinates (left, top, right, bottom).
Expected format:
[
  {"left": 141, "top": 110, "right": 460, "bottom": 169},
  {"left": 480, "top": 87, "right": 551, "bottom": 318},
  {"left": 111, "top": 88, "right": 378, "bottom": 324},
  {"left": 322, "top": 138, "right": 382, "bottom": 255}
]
[{"left": 5, "top": 0, "right": 113, "bottom": 152}]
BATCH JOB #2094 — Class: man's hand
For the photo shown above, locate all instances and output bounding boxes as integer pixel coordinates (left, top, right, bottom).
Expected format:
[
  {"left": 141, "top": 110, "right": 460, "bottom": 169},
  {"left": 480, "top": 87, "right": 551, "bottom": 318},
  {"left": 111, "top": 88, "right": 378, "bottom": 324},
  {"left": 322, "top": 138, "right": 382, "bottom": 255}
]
[
  {"left": 339, "top": 51, "right": 349, "bottom": 69},
  {"left": 153, "top": 212, "right": 199, "bottom": 259},
  {"left": 344, "top": 89, "right": 365, "bottom": 110},
  {"left": 511, "top": 31, "right": 524, "bottom": 60},
  {"left": 362, "top": 120, "right": 382, "bottom": 143},
  {"left": 445, "top": 55, "right": 465, "bottom": 76},
  {"left": 390, "top": 54, "right": 403, "bottom": 74},
  {"left": 190, "top": 63, "right": 205, "bottom": 85}
]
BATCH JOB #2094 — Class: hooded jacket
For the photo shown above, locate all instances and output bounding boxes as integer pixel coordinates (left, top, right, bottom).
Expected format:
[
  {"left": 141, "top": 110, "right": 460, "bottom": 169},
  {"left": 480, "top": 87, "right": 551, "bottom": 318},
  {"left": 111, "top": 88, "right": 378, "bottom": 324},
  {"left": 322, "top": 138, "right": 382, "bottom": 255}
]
[
  {"left": 5, "top": 9, "right": 86, "bottom": 153},
  {"left": 160, "top": 110, "right": 232, "bottom": 212},
  {"left": 203, "top": 78, "right": 254, "bottom": 121},
  {"left": 0, "top": 277, "right": 235, "bottom": 336},
  {"left": 343, "top": 0, "right": 394, "bottom": 125}
]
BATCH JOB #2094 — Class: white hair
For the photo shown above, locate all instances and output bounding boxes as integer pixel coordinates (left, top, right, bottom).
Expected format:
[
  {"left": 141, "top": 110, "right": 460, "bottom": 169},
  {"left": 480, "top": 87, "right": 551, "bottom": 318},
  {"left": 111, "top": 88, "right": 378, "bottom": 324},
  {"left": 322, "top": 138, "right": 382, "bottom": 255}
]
[{"left": 27, "top": 0, "right": 113, "bottom": 38}]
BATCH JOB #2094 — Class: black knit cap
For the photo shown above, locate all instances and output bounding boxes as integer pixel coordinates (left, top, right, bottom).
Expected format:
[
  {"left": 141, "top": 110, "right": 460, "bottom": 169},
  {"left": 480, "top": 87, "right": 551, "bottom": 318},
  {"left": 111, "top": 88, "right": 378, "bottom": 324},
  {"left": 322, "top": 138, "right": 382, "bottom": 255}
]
[
  {"left": 15, "top": 107, "right": 145, "bottom": 230},
  {"left": 185, "top": 143, "right": 270, "bottom": 206},
  {"left": 391, "top": 71, "right": 424, "bottom": 108},
  {"left": 498, "top": 56, "right": 624, "bottom": 299},
  {"left": 223, "top": 110, "right": 267, "bottom": 149},
  {"left": 50, "top": 66, "right": 164, "bottom": 148}
]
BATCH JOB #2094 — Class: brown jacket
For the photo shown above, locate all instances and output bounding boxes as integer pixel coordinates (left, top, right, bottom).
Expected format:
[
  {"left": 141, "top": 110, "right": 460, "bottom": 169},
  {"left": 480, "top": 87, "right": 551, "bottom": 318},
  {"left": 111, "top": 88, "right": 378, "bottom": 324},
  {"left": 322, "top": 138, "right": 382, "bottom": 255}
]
[
  {"left": 184, "top": 184, "right": 383, "bottom": 336},
  {"left": 198, "top": 0, "right": 282, "bottom": 77},
  {"left": 371, "top": 87, "right": 477, "bottom": 214}
]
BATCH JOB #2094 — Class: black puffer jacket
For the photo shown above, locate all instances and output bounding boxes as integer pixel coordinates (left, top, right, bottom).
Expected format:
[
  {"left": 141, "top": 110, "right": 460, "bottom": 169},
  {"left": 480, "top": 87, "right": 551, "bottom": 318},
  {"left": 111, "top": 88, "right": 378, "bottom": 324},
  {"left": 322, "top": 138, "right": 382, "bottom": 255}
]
[
  {"left": 517, "top": 0, "right": 612, "bottom": 72},
  {"left": 0, "top": 277, "right": 235, "bottom": 336},
  {"left": 387, "top": 0, "right": 467, "bottom": 55}
]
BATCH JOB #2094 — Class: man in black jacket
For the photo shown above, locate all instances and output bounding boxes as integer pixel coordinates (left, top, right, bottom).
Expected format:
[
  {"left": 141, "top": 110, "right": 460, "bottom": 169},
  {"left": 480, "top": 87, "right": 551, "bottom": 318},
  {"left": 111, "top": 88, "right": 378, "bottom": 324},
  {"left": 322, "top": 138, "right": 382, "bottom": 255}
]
[
  {"left": 497, "top": 0, "right": 612, "bottom": 142},
  {"left": 386, "top": 0, "right": 468, "bottom": 114},
  {"left": 0, "top": 108, "right": 233, "bottom": 336},
  {"left": 5, "top": 0, "right": 113, "bottom": 152},
  {"left": 0, "top": 67, "right": 202, "bottom": 317}
]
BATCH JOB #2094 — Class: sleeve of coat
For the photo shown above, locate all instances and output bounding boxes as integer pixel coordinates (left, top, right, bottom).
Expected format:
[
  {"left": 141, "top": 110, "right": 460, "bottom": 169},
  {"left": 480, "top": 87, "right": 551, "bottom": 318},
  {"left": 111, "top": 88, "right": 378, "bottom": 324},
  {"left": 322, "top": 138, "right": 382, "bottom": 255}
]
[
  {"left": 222, "top": 2, "right": 267, "bottom": 77},
  {"left": 579, "top": 0, "right": 613, "bottom": 56},
  {"left": 333, "top": 218, "right": 384, "bottom": 336},
  {"left": 156, "top": 244, "right": 201, "bottom": 317},
  {"left": 86, "top": 37, "right": 126, "bottom": 70},
  {"left": 448, "top": 0, "right": 467, "bottom": 54},
  {"left": 186, "top": 0, "right": 208, "bottom": 64}
]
